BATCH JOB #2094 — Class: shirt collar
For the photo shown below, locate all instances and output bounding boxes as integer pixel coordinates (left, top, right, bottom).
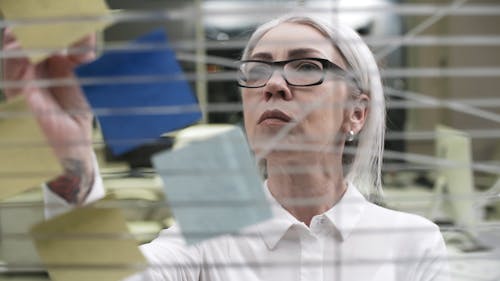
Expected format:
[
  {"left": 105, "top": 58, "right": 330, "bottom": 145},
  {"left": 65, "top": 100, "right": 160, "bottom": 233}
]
[
  {"left": 257, "top": 180, "right": 367, "bottom": 249},
  {"left": 256, "top": 181, "right": 299, "bottom": 250},
  {"left": 323, "top": 181, "right": 367, "bottom": 241}
]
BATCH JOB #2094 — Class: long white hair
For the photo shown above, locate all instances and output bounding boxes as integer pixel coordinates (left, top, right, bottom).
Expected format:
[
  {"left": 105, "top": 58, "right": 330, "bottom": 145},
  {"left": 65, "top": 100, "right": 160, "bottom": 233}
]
[{"left": 241, "top": 14, "right": 386, "bottom": 201}]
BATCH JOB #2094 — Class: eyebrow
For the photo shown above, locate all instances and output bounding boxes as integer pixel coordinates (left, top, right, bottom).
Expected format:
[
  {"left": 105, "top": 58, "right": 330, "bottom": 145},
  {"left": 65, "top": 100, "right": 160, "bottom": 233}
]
[
  {"left": 288, "top": 48, "right": 326, "bottom": 59},
  {"left": 250, "top": 48, "right": 327, "bottom": 61},
  {"left": 249, "top": 52, "right": 273, "bottom": 60}
]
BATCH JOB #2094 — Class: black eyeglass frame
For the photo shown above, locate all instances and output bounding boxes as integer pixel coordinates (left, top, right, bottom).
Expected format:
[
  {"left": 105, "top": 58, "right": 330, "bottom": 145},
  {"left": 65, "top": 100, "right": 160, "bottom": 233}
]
[{"left": 236, "top": 57, "right": 361, "bottom": 90}]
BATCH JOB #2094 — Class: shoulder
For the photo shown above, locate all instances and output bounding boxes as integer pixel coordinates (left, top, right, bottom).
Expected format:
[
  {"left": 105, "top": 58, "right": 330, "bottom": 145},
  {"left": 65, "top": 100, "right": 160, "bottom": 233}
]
[
  {"left": 139, "top": 224, "right": 202, "bottom": 264},
  {"left": 359, "top": 202, "right": 449, "bottom": 280},
  {"left": 364, "top": 201, "right": 439, "bottom": 230},
  {"left": 349, "top": 182, "right": 440, "bottom": 236},
  {"left": 139, "top": 224, "right": 232, "bottom": 261},
  {"left": 360, "top": 201, "right": 444, "bottom": 250},
  {"left": 131, "top": 224, "right": 205, "bottom": 281}
]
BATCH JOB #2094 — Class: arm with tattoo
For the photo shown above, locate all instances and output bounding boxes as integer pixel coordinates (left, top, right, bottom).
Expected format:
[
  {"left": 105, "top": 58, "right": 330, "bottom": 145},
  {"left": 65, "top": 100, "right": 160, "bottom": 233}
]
[
  {"left": 2, "top": 29, "right": 98, "bottom": 206},
  {"left": 47, "top": 158, "right": 94, "bottom": 205}
]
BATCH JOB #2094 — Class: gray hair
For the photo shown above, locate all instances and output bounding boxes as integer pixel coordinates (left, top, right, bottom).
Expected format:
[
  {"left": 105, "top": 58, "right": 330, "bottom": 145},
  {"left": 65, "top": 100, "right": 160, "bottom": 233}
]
[{"left": 241, "top": 14, "right": 386, "bottom": 201}]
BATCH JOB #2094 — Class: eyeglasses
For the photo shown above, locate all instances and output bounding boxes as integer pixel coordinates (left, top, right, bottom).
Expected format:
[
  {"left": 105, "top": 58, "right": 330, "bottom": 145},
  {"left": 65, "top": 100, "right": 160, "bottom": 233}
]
[{"left": 237, "top": 57, "right": 359, "bottom": 89}]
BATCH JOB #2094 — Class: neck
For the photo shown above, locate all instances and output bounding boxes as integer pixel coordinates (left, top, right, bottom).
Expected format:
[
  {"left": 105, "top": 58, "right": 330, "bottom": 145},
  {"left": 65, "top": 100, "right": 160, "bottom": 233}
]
[{"left": 265, "top": 152, "right": 347, "bottom": 226}]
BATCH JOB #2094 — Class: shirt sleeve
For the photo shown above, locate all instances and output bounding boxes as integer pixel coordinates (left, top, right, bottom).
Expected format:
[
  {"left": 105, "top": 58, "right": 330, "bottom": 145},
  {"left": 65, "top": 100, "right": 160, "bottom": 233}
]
[
  {"left": 122, "top": 224, "right": 202, "bottom": 281},
  {"left": 43, "top": 152, "right": 105, "bottom": 218}
]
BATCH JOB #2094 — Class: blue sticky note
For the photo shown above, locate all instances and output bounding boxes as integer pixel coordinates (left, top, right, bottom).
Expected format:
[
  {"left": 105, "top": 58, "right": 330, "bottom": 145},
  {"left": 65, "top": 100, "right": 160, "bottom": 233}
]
[
  {"left": 152, "top": 126, "right": 272, "bottom": 245},
  {"left": 75, "top": 29, "right": 201, "bottom": 155}
]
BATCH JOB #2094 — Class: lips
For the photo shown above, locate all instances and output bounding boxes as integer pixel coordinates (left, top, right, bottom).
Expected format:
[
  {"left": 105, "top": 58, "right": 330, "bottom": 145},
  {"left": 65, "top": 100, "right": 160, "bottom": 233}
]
[{"left": 258, "top": 109, "right": 292, "bottom": 124}]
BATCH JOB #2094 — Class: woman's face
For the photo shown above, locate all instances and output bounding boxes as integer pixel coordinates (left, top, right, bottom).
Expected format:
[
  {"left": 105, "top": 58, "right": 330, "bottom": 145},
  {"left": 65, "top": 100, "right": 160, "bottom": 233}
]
[{"left": 241, "top": 22, "right": 362, "bottom": 157}]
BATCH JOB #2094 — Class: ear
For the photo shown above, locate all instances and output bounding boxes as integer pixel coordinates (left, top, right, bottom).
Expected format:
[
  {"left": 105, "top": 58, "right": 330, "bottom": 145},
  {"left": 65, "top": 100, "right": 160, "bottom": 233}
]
[{"left": 343, "top": 93, "right": 369, "bottom": 134}]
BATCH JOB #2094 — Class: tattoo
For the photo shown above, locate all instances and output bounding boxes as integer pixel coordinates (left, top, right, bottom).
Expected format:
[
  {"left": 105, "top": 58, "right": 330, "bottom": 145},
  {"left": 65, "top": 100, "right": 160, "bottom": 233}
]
[{"left": 47, "top": 158, "right": 94, "bottom": 204}]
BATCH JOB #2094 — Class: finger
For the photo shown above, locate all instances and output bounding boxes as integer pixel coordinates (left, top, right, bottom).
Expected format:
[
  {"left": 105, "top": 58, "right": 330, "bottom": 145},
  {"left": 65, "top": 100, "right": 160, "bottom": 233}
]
[
  {"left": 2, "top": 28, "right": 27, "bottom": 59},
  {"left": 44, "top": 56, "right": 92, "bottom": 113},
  {"left": 2, "top": 27, "right": 18, "bottom": 46},
  {"left": 2, "top": 28, "right": 31, "bottom": 100},
  {"left": 67, "top": 33, "right": 97, "bottom": 66}
]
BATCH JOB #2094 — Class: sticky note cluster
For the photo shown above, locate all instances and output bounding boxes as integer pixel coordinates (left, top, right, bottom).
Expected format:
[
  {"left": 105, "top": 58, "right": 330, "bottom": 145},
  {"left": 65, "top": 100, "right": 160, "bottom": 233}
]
[{"left": 1, "top": 3, "right": 271, "bottom": 281}]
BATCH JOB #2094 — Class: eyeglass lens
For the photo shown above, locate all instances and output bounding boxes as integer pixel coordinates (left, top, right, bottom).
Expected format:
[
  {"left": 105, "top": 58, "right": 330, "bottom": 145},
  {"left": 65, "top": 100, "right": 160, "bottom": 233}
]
[{"left": 238, "top": 59, "right": 325, "bottom": 88}]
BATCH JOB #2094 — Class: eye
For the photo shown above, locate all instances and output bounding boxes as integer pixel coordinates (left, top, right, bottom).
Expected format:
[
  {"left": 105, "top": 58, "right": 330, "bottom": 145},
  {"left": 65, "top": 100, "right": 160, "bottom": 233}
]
[
  {"left": 288, "top": 59, "right": 323, "bottom": 73},
  {"left": 244, "top": 63, "right": 271, "bottom": 82},
  {"left": 295, "top": 61, "right": 321, "bottom": 72},
  {"left": 285, "top": 60, "right": 324, "bottom": 85}
]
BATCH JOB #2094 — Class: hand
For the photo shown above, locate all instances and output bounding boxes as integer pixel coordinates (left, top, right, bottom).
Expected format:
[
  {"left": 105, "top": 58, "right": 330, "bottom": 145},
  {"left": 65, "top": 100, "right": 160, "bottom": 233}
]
[{"left": 2, "top": 28, "right": 97, "bottom": 204}]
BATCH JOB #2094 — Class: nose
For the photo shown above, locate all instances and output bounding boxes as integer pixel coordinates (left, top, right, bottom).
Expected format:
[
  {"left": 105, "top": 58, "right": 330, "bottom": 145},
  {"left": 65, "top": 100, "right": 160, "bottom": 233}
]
[{"left": 263, "top": 71, "right": 293, "bottom": 101}]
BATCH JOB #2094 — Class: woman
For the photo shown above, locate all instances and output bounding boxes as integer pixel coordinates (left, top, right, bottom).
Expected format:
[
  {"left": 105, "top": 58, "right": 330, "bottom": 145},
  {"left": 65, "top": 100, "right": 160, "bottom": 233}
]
[{"left": 2, "top": 14, "right": 448, "bottom": 281}]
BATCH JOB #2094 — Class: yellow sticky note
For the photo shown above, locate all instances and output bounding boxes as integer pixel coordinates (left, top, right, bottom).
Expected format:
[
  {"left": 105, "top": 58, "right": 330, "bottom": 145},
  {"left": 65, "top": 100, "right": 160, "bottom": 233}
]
[
  {"left": 0, "top": 97, "right": 62, "bottom": 200},
  {"left": 30, "top": 206, "right": 147, "bottom": 281},
  {"left": 0, "top": 0, "right": 111, "bottom": 63}
]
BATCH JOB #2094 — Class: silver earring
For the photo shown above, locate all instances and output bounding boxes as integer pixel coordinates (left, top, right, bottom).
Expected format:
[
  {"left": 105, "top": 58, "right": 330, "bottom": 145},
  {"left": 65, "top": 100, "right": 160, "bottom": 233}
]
[{"left": 346, "top": 130, "right": 355, "bottom": 142}]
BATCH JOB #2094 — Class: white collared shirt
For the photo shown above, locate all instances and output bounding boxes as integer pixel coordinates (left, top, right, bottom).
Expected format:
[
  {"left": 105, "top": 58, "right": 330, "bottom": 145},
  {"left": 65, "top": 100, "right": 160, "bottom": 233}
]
[
  {"left": 126, "top": 182, "right": 448, "bottom": 281},
  {"left": 45, "top": 179, "right": 449, "bottom": 281}
]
